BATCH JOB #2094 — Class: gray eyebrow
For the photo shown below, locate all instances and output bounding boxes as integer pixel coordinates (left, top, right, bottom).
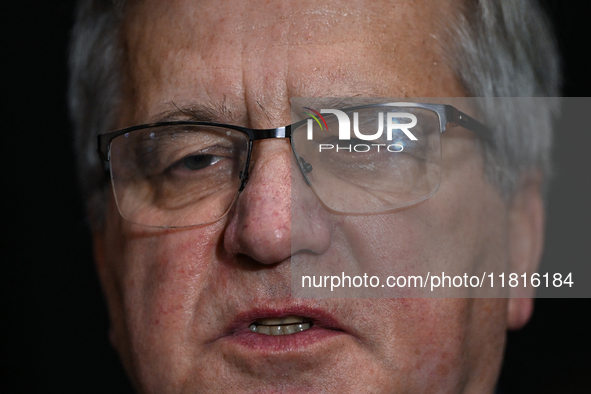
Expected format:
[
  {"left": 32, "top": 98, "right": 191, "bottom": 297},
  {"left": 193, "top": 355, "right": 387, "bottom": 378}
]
[
  {"left": 151, "top": 105, "right": 222, "bottom": 123},
  {"left": 151, "top": 97, "right": 385, "bottom": 125},
  {"left": 150, "top": 101, "right": 241, "bottom": 124}
]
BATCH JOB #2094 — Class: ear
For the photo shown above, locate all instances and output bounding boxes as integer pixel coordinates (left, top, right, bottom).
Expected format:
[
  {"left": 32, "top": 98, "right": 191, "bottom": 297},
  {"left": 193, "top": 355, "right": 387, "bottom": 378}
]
[{"left": 506, "top": 172, "right": 545, "bottom": 330}]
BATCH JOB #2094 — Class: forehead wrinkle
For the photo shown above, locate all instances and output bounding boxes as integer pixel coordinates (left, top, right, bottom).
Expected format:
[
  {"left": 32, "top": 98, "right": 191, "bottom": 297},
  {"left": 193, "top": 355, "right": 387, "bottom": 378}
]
[
  {"left": 216, "top": 1, "right": 387, "bottom": 49},
  {"left": 226, "top": 2, "right": 372, "bottom": 31},
  {"left": 237, "top": 2, "right": 293, "bottom": 128},
  {"left": 285, "top": 42, "right": 399, "bottom": 97},
  {"left": 124, "top": 0, "right": 461, "bottom": 128}
]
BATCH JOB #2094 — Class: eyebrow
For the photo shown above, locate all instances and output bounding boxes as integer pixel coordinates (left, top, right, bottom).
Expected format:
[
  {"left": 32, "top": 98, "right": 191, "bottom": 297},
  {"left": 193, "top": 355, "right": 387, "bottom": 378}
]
[
  {"left": 150, "top": 102, "right": 237, "bottom": 124},
  {"left": 148, "top": 96, "right": 385, "bottom": 126}
]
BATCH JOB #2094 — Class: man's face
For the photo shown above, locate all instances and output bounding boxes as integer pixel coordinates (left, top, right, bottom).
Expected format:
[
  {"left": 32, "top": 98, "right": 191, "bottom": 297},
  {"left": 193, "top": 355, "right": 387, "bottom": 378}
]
[{"left": 95, "top": 0, "right": 540, "bottom": 392}]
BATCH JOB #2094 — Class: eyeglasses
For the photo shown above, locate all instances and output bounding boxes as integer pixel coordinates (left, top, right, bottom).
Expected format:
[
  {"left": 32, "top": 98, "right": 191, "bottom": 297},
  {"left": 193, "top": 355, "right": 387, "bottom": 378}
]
[{"left": 98, "top": 102, "right": 492, "bottom": 228}]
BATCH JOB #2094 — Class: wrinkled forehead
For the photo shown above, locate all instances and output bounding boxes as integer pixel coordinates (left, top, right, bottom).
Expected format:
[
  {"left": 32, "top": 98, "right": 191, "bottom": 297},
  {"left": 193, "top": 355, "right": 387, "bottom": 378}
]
[
  {"left": 126, "top": 0, "right": 442, "bottom": 44},
  {"left": 122, "top": 0, "right": 464, "bottom": 126}
]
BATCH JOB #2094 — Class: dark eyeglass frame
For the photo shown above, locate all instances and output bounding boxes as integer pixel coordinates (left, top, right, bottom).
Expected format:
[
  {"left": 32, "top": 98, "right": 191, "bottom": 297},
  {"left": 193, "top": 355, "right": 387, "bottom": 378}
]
[{"left": 98, "top": 103, "right": 492, "bottom": 191}]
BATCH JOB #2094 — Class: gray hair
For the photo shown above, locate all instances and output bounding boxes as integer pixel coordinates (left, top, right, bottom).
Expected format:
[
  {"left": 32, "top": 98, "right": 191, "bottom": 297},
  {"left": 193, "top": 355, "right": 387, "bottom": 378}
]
[
  {"left": 69, "top": 0, "right": 124, "bottom": 221},
  {"left": 449, "top": 0, "right": 561, "bottom": 197},
  {"left": 68, "top": 0, "right": 561, "bottom": 225}
]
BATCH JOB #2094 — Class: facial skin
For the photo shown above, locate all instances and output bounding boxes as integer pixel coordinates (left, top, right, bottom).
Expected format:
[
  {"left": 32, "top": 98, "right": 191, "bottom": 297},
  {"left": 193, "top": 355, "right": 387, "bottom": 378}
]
[{"left": 93, "top": 0, "right": 545, "bottom": 392}]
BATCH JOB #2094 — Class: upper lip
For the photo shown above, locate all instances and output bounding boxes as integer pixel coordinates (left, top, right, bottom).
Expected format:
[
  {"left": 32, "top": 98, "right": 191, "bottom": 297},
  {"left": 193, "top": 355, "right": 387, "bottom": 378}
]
[{"left": 223, "top": 302, "right": 347, "bottom": 336}]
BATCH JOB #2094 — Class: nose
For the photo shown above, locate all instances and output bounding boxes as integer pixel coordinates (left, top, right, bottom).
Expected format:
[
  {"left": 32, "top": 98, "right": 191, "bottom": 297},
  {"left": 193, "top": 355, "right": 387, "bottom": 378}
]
[{"left": 223, "top": 138, "right": 331, "bottom": 264}]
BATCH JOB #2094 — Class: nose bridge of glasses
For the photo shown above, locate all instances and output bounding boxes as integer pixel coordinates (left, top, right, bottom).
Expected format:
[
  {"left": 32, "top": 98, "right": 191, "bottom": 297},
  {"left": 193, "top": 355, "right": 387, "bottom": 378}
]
[
  {"left": 239, "top": 125, "right": 303, "bottom": 191},
  {"left": 249, "top": 126, "right": 289, "bottom": 141}
]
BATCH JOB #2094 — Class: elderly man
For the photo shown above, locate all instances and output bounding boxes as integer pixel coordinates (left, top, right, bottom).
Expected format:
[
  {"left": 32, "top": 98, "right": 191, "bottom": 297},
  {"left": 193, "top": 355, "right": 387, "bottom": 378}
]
[{"left": 69, "top": 0, "right": 560, "bottom": 392}]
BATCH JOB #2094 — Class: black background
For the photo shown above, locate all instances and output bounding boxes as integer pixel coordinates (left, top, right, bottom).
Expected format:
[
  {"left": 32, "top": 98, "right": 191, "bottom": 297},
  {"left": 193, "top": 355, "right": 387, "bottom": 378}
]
[{"left": 3, "top": 1, "right": 590, "bottom": 393}]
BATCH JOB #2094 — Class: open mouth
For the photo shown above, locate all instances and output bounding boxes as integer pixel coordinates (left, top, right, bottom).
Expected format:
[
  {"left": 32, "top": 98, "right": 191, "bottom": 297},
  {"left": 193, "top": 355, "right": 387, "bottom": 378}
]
[{"left": 248, "top": 316, "right": 313, "bottom": 336}]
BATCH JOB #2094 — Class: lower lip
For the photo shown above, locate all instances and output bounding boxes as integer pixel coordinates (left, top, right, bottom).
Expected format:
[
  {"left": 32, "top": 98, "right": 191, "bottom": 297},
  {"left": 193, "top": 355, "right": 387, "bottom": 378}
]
[{"left": 222, "top": 325, "right": 346, "bottom": 353}]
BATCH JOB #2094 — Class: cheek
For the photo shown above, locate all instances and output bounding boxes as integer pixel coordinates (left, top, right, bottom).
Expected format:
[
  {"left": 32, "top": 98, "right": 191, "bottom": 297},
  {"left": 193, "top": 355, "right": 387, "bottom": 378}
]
[
  {"left": 363, "top": 298, "right": 503, "bottom": 392},
  {"left": 124, "top": 225, "right": 221, "bottom": 324},
  {"left": 335, "top": 146, "right": 510, "bottom": 300},
  {"left": 342, "top": 197, "right": 505, "bottom": 277},
  {"left": 105, "top": 219, "right": 225, "bottom": 386},
  {"left": 408, "top": 301, "right": 470, "bottom": 385}
]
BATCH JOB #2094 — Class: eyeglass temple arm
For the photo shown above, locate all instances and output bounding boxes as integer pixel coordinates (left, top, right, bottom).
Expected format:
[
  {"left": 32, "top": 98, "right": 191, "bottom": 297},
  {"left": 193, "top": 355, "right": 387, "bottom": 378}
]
[{"left": 444, "top": 105, "right": 494, "bottom": 145}]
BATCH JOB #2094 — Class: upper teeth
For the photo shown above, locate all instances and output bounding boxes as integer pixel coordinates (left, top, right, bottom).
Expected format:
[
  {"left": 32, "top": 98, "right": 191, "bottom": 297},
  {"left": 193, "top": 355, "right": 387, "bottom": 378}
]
[
  {"left": 257, "top": 316, "right": 306, "bottom": 325},
  {"left": 249, "top": 316, "right": 312, "bottom": 335}
]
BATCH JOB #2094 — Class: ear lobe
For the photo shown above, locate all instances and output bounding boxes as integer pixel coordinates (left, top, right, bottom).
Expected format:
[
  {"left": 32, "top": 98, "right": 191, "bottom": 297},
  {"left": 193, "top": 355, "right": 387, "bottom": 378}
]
[
  {"left": 507, "top": 297, "right": 535, "bottom": 330},
  {"left": 506, "top": 172, "right": 545, "bottom": 329}
]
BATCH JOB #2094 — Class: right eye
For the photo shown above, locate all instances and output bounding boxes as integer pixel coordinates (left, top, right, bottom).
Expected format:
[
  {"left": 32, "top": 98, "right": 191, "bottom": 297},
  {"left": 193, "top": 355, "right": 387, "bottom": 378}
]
[{"left": 174, "top": 154, "right": 223, "bottom": 171}]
